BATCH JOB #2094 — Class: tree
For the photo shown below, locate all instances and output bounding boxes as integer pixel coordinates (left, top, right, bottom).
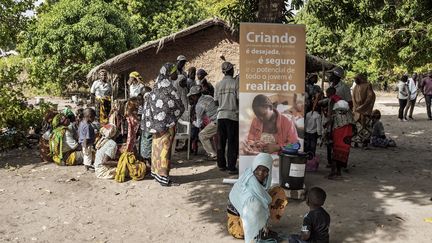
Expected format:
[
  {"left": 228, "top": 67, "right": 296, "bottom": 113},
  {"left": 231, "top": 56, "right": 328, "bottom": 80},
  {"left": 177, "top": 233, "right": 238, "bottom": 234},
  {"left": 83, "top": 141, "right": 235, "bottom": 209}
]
[
  {"left": 220, "top": 0, "right": 304, "bottom": 30},
  {"left": 0, "top": 0, "right": 35, "bottom": 49},
  {"left": 19, "top": 0, "right": 139, "bottom": 94},
  {"left": 111, "top": 0, "right": 211, "bottom": 42},
  {"left": 305, "top": 0, "right": 432, "bottom": 72}
]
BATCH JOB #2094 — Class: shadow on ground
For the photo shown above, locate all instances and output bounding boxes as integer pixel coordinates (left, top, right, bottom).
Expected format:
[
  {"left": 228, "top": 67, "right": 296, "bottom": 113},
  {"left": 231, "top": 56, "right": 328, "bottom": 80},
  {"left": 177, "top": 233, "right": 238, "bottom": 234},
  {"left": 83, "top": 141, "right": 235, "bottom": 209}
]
[{"left": 183, "top": 113, "right": 432, "bottom": 242}]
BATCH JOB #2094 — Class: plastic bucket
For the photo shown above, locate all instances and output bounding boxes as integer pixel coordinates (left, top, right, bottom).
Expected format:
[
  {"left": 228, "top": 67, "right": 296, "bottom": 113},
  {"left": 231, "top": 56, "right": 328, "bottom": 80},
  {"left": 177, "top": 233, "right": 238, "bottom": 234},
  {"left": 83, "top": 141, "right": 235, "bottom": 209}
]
[{"left": 279, "top": 153, "right": 307, "bottom": 190}]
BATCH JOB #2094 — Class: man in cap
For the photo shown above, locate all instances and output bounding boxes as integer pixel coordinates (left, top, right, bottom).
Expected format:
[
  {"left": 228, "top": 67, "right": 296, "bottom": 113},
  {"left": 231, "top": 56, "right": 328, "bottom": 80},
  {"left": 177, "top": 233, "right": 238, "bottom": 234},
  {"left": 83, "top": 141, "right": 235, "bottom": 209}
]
[
  {"left": 196, "top": 68, "right": 215, "bottom": 97},
  {"left": 214, "top": 61, "right": 239, "bottom": 174},
  {"left": 128, "top": 71, "right": 146, "bottom": 98},
  {"left": 90, "top": 69, "right": 112, "bottom": 124},
  {"left": 176, "top": 55, "right": 187, "bottom": 78},
  {"left": 174, "top": 55, "right": 190, "bottom": 150},
  {"left": 327, "top": 66, "right": 352, "bottom": 108},
  {"left": 188, "top": 85, "right": 218, "bottom": 160}
]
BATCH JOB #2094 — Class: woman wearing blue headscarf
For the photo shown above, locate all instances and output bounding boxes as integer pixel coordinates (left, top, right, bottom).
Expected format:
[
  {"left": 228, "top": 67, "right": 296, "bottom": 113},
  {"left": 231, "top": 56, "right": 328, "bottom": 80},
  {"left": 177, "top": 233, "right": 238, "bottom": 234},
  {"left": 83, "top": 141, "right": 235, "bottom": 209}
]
[{"left": 227, "top": 153, "right": 288, "bottom": 242}]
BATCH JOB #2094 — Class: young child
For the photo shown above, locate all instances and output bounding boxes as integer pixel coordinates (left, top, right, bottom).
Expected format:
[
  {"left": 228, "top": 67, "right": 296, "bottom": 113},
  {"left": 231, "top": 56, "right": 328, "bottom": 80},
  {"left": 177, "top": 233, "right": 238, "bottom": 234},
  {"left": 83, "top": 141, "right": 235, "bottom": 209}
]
[
  {"left": 79, "top": 108, "right": 96, "bottom": 171},
  {"left": 370, "top": 109, "right": 396, "bottom": 148},
  {"left": 289, "top": 187, "right": 330, "bottom": 243},
  {"left": 305, "top": 107, "right": 322, "bottom": 157}
]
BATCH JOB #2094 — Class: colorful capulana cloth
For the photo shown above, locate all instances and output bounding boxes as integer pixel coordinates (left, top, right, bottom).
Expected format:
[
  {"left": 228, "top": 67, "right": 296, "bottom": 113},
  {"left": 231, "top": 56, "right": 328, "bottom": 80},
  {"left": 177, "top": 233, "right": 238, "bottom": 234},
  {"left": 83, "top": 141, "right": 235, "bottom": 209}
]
[
  {"left": 96, "top": 97, "right": 111, "bottom": 124},
  {"left": 228, "top": 153, "right": 274, "bottom": 243},
  {"left": 143, "top": 63, "right": 184, "bottom": 134},
  {"left": 227, "top": 186, "right": 288, "bottom": 240},
  {"left": 115, "top": 152, "right": 146, "bottom": 183},
  {"left": 151, "top": 126, "right": 175, "bottom": 185}
]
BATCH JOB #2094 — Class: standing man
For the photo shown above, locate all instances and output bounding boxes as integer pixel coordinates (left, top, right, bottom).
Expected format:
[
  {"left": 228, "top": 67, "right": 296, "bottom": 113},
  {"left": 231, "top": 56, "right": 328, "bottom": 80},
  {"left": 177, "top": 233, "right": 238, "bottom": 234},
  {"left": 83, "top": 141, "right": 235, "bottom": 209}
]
[
  {"left": 174, "top": 55, "right": 189, "bottom": 150},
  {"left": 215, "top": 62, "right": 239, "bottom": 174},
  {"left": 422, "top": 72, "right": 432, "bottom": 120},
  {"left": 404, "top": 73, "right": 419, "bottom": 120},
  {"left": 90, "top": 69, "right": 112, "bottom": 124},
  {"left": 188, "top": 86, "right": 218, "bottom": 160},
  {"left": 327, "top": 67, "right": 352, "bottom": 108}
]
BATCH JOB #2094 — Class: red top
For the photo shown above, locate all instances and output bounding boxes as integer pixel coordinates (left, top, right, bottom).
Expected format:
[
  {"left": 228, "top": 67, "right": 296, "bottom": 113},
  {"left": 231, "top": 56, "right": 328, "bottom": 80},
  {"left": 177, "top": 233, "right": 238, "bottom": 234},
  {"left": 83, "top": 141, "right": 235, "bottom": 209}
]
[{"left": 247, "top": 110, "right": 299, "bottom": 146}]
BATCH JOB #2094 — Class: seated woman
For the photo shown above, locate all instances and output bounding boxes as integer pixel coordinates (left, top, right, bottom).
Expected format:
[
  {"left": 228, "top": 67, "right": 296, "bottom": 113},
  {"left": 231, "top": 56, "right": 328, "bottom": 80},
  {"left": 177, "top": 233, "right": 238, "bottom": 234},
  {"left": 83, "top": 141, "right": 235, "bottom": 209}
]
[
  {"left": 242, "top": 94, "right": 299, "bottom": 155},
  {"left": 94, "top": 124, "right": 119, "bottom": 179},
  {"left": 49, "top": 114, "right": 83, "bottom": 166},
  {"left": 39, "top": 110, "right": 58, "bottom": 162},
  {"left": 370, "top": 109, "right": 396, "bottom": 148},
  {"left": 227, "top": 153, "right": 288, "bottom": 242}
]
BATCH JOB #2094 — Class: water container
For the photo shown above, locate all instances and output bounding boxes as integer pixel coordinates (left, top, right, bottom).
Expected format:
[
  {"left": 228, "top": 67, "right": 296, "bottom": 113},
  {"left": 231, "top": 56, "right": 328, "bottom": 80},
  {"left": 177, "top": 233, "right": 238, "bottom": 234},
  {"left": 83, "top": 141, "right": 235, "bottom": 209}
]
[{"left": 279, "top": 153, "right": 307, "bottom": 190}]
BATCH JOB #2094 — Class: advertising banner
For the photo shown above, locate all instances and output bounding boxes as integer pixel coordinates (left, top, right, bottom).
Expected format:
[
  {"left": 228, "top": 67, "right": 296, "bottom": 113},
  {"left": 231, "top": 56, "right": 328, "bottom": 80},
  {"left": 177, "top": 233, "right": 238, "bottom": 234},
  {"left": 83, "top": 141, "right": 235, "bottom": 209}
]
[{"left": 239, "top": 23, "right": 306, "bottom": 185}]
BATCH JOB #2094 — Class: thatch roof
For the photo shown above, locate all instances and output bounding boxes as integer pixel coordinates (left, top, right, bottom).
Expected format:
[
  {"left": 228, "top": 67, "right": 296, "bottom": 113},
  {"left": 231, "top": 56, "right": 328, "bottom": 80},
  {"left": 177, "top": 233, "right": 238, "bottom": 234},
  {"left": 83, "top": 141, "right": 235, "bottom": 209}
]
[
  {"left": 87, "top": 17, "right": 336, "bottom": 80},
  {"left": 87, "top": 18, "right": 231, "bottom": 80}
]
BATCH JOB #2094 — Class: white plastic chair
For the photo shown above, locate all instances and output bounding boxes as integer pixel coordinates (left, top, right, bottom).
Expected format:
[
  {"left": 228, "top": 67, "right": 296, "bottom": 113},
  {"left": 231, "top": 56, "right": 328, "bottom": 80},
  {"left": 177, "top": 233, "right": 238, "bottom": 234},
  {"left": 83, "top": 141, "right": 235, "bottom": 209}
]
[{"left": 171, "top": 119, "right": 191, "bottom": 160}]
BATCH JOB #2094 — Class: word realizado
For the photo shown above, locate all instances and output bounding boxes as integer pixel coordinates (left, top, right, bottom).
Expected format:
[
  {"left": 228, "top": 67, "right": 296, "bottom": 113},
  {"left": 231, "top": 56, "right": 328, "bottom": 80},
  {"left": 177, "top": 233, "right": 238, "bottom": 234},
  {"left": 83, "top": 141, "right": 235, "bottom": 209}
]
[{"left": 245, "top": 81, "right": 297, "bottom": 92}]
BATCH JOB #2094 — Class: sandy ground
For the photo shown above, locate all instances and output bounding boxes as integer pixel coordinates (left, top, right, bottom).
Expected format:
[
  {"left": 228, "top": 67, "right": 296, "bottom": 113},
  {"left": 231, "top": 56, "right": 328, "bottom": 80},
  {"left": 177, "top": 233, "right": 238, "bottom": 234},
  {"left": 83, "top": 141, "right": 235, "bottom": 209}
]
[{"left": 0, "top": 94, "right": 431, "bottom": 243}]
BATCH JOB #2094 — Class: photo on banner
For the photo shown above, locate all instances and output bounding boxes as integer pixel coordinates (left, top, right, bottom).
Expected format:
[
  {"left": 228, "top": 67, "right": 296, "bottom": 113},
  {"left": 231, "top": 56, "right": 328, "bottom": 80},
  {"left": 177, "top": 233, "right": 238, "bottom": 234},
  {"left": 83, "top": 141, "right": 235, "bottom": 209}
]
[{"left": 239, "top": 23, "right": 306, "bottom": 185}]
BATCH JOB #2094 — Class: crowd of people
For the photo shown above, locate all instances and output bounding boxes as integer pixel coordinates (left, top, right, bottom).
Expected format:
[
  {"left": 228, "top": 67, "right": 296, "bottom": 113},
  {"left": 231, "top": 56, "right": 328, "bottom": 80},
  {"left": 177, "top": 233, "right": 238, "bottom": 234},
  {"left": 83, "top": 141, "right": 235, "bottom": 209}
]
[
  {"left": 36, "top": 55, "right": 432, "bottom": 242},
  {"left": 39, "top": 55, "right": 240, "bottom": 187}
]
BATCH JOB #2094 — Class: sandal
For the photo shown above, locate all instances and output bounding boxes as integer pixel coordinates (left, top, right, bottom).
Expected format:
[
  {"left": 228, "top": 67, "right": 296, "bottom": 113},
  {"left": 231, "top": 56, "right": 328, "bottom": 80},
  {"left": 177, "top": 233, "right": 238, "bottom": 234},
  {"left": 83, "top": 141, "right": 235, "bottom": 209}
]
[{"left": 160, "top": 180, "right": 180, "bottom": 187}]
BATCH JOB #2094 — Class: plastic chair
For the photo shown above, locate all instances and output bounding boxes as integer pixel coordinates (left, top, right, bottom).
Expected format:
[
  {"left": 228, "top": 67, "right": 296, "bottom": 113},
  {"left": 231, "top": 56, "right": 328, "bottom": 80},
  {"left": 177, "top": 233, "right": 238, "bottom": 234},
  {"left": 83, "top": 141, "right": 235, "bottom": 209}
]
[{"left": 172, "top": 119, "right": 191, "bottom": 160}]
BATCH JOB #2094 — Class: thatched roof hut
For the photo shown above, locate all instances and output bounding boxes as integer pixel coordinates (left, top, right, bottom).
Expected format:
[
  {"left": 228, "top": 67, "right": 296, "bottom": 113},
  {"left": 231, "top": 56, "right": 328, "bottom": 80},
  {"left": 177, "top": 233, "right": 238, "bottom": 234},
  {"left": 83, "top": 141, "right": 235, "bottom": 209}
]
[{"left": 87, "top": 18, "right": 336, "bottom": 91}]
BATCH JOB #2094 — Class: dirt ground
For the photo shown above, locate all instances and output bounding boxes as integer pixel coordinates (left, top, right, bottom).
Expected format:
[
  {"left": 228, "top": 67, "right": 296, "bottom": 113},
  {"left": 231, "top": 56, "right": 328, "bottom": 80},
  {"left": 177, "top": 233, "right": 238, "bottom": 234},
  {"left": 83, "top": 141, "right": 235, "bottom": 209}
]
[{"left": 0, "top": 94, "right": 431, "bottom": 243}]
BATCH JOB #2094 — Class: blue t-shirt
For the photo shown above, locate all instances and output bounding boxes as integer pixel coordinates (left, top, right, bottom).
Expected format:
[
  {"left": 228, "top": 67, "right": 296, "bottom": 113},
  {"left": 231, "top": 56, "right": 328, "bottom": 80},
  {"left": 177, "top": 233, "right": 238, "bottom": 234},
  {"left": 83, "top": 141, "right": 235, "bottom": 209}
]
[{"left": 78, "top": 121, "right": 95, "bottom": 144}]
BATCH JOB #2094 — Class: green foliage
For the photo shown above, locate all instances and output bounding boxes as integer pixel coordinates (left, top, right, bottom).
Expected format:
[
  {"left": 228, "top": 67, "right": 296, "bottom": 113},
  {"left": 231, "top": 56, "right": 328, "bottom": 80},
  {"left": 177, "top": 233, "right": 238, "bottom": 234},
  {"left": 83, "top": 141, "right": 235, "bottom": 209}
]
[
  {"left": 19, "top": 0, "right": 139, "bottom": 94},
  {"left": 0, "top": 0, "right": 34, "bottom": 49},
  {"left": 112, "top": 0, "right": 211, "bottom": 42},
  {"left": 0, "top": 57, "right": 50, "bottom": 132},
  {"left": 219, "top": 0, "right": 303, "bottom": 30},
  {"left": 305, "top": 0, "right": 432, "bottom": 73}
]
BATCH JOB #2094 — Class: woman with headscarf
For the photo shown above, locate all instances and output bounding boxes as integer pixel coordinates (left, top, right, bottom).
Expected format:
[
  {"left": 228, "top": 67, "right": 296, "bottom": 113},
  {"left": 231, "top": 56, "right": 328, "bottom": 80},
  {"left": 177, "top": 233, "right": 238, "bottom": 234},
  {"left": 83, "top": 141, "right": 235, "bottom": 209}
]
[
  {"left": 227, "top": 153, "right": 288, "bottom": 242},
  {"left": 128, "top": 71, "right": 146, "bottom": 98},
  {"left": 94, "top": 124, "right": 118, "bottom": 179},
  {"left": 143, "top": 63, "right": 185, "bottom": 186},
  {"left": 39, "top": 110, "right": 58, "bottom": 162},
  {"left": 352, "top": 73, "right": 376, "bottom": 146},
  {"left": 49, "top": 114, "right": 83, "bottom": 166},
  {"left": 242, "top": 94, "right": 299, "bottom": 155}
]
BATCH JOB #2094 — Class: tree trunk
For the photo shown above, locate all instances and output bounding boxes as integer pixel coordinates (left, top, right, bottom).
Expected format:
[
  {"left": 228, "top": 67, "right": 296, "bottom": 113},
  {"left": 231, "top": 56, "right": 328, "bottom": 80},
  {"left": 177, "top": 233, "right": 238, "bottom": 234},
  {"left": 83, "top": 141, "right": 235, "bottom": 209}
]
[{"left": 257, "top": 0, "right": 285, "bottom": 23}]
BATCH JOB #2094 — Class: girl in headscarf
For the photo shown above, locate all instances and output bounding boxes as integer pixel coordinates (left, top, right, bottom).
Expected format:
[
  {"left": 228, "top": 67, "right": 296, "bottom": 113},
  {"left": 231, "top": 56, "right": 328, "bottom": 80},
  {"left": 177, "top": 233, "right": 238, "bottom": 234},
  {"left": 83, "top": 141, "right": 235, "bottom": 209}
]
[
  {"left": 49, "top": 114, "right": 83, "bottom": 166},
  {"left": 94, "top": 124, "right": 118, "bottom": 179},
  {"left": 143, "top": 63, "right": 185, "bottom": 186},
  {"left": 227, "top": 153, "right": 288, "bottom": 242}
]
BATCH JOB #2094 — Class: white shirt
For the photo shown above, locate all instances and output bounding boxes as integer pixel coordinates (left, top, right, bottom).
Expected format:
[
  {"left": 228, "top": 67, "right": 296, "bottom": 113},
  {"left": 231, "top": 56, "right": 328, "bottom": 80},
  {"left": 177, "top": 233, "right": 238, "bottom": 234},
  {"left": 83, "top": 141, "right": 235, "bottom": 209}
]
[
  {"left": 397, "top": 81, "right": 408, "bottom": 100},
  {"left": 407, "top": 78, "right": 418, "bottom": 100},
  {"left": 129, "top": 83, "right": 145, "bottom": 98},
  {"left": 94, "top": 139, "right": 117, "bottom": 168},
  {"left": 305, "top": 111, "right": 322, "bottom": 135},
  {"left": 63, "top": 129, "right": 78, "bottom": 153},
  {"left": 90, "top": 80, "right": 111, "bottom": 98}
]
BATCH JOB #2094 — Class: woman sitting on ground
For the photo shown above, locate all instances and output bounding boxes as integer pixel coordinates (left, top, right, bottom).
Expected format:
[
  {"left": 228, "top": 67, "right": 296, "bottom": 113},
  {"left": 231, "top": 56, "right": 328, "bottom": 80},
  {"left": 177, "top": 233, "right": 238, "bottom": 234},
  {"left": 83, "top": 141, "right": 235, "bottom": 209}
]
[
  {"left": 49, "top": 114, "right": 83, "bottom": 166},
  {"left": 40, "top": 110, "right": 58, "bottom": 162},
  {"left": 242, "top": 94, "right": 299, "bottom": 155},
  {"left": 94, "top": 124, "right": 119, "bottom": 179},
  {"left": 227, "top": 153, "right": 288, "bottom": 242},
  {"left": 370, "top": 109, "right": 396, "bottom": 148}
]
